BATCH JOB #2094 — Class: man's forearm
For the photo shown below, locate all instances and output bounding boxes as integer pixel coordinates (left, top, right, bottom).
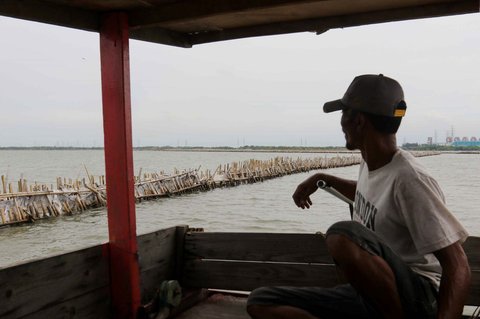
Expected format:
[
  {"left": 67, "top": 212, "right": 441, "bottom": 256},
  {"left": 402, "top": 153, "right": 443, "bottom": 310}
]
[
  {"left": 292, "top": 173, "right": 357, "bottom": 210},
  {"left": 435, "top": 243, "right": 471, "bottom": 319},
  {"left": 436, "top": 267, "right": 471, "bottom": 319},
  {"left": 316, "top": 173, "right": 357, "bottom": 201}
]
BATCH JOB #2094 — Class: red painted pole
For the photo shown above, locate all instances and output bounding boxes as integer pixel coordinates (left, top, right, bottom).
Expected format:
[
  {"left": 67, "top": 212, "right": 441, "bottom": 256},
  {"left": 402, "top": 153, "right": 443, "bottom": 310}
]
[{"left": 99, "top": 12, "right": 141, "bottom": 319}]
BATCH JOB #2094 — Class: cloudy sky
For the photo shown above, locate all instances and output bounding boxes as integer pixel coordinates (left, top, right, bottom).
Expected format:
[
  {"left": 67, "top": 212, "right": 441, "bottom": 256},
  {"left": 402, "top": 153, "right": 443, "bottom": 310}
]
[{"left": 0, "top": 13, "right": 479, "bottom": 147}]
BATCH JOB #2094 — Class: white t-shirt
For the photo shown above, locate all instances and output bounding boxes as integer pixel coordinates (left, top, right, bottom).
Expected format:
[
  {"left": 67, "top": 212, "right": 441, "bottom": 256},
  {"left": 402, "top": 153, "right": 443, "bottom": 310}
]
[{"left": 353, "top": 149, "right": 468, "bottom": 288}]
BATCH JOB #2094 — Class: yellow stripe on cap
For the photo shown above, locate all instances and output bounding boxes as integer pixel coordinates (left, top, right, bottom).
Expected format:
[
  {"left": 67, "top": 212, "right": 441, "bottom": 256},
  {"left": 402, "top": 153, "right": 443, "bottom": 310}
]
[{"left": 394, "top": 109, "right": 406, "bottom": 117}]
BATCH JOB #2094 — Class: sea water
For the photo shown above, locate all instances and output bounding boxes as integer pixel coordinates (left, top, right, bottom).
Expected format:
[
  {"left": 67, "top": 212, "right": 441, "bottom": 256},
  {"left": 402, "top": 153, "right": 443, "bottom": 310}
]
[{"left": 0, "top": 150, "right": 478, "bottom": 267}]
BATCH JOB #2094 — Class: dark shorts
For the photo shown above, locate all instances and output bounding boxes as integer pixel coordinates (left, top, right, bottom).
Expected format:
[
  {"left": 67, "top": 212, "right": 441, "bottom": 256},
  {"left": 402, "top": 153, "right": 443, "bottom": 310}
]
[{"left": 247, "top": 221, "right": 438, "bottom": 319}]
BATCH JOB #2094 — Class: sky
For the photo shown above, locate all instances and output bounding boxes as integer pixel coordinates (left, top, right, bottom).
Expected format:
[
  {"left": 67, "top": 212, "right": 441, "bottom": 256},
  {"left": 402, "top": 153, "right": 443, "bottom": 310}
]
[{"left": 0, "top": 13, "right": 479, "bottom": 147}]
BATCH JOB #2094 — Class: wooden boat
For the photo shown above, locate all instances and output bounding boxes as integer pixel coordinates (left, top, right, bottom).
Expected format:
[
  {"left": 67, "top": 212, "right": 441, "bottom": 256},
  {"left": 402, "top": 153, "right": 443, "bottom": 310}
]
[
  {"left": 0, "top": 1, "right": 478, "bottom": 318},
  {"left": 1, "top": 226, "right": 479, "bottom": 318}
]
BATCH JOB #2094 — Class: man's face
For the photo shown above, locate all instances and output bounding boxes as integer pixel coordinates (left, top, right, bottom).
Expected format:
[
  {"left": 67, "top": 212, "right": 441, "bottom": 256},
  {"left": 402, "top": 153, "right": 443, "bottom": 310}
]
[{"left": 340, "top": 107, "right": 359, "bottom": 150}]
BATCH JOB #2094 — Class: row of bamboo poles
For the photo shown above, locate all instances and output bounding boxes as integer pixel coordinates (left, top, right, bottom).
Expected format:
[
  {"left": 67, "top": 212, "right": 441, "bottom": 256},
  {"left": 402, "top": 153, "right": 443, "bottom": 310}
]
[{"left": 0, "top": 152, "right": 439, "bottom": 226}]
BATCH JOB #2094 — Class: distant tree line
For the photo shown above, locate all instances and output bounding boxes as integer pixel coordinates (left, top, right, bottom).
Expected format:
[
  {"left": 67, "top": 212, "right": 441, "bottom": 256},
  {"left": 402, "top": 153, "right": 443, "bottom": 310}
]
[
  {"left": 0, "top": 145, "right": 349, "bottom": 152},
  {"left": 2, "top": 144, "right": 477, "bottom": 152}
]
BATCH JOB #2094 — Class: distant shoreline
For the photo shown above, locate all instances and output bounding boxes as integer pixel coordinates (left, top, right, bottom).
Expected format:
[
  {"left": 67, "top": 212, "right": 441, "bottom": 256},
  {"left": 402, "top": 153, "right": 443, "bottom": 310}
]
[
  {"left": 0, "top": 146, "right": 478, "bottom": 154},
  {"left": 0, "top": 146, "right": 355, "bottom": 153}
]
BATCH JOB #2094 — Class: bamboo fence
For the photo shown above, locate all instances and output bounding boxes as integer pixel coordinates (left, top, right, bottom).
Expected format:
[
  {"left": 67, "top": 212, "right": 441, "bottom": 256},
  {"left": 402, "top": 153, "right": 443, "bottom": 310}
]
[{"left": 0, "top": 151, "right": 439, "bottom": 227}]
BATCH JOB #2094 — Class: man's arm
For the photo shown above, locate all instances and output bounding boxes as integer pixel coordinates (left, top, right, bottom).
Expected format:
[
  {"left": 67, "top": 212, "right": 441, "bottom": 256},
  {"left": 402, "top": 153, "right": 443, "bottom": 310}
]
[
  {"left": 433, "top": 242, "right": 471, "bottom": 319},
  {"left": 292, "top": 173, "right": 356, "bottom": 209}
]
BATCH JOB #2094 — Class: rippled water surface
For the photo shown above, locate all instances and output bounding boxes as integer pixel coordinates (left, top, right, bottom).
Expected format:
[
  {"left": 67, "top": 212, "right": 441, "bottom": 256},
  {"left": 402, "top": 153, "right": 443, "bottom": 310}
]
[{"left": 0, "top": 150, "right": 478, "bottom": 267}]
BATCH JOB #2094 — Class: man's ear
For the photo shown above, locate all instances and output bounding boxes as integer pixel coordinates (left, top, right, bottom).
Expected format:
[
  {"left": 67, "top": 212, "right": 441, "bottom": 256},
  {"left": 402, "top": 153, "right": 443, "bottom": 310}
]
[{"left": 355, "top": 112, "right": 367, "bottom": 131}]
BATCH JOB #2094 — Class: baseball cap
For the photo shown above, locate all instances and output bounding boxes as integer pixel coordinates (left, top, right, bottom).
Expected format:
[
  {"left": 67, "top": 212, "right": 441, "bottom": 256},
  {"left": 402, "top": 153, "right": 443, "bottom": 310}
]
[{"left": 323, "top": 74, "right": 407, "bottom": 117}]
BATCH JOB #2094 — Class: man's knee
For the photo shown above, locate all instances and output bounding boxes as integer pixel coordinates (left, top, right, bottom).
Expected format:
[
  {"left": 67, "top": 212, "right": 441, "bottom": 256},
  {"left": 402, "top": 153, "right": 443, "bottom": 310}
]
[
  {"left": 326, "top": 221, "right": 361, "bottom": 238},
  {"left": 246, "top": 304, "right": 288, "bottom": 319},
  {"left": 325, "top": 221, "right": 380, "bottom": 261},
  {"left": 325, "top": 222, "right": 361, "bottom": 261},
  {"left": 246, "top": 304, "right": 262, "bottom": 318},
  {"left": 247, "top": 287, "right": 271, "bottom": 318},
  {"left": 326, "top": 233, "right": 359, "bottom": 266}
]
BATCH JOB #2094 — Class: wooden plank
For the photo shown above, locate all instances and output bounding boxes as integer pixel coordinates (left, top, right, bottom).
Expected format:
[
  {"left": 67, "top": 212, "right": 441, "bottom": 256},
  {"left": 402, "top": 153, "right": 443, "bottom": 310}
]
[
  {"left": 0, "top": 244, "right": 110, "bottom": 318},
  {"left": 185, "top": 232, "right": 333, "bottom": 264},
  {"left": 0, "top": 0, "right": 99, "bottom": 32},
  {"left": 128, "top": 0, "right": 320, "bottom": 28},
  {"left": 170, "top": 288, "right": 210, "bottom": 318},
  {"left": 184, "top": 234, "right": 480, "bottom": 265},
  {"left": 138, "top": 226, "right": 177, "bottom": 272},
  {"left": 174, "top": 293, "right": 249, "bottom": 319},
  {"left": 137, "top": 227, "right": 177, "bottom": 303},
  {"left": 175, "top": 225, "right": 189, "bottom": 280},
  {"left": 130, "top": 27, "right": 192, "bottom": 48},
  {"left": 463, "top": 236, "right": 480, "bottom": 270},
  {"left": 463, "top": 236, "right": 480, "bottom": 305},
  {"left": 189, "top": 0, "right": 479, "bottom": 45},
  {"left": 183, "top": 260, "right": 339, "bottom": 291},
  {"left": 21, "top": 287, "right": 110, "bottom": 319}
]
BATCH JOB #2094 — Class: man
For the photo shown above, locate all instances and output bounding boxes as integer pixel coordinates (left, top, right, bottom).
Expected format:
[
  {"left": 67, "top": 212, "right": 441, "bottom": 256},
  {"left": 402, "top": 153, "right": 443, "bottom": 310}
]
[{"left": 247, "top": 74, "right": 471, "bottom": 319}]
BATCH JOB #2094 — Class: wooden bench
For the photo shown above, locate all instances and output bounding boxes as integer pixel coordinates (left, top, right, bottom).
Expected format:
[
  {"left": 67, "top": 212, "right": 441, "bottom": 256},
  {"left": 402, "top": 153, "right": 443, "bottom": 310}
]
[{"left": 180, "top": 230, "right": 480, "bottom": 317}]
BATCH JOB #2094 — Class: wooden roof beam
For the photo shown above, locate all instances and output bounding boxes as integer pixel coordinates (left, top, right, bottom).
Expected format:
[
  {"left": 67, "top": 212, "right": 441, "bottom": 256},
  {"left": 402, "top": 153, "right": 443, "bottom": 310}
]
[
  {"left": 130, "top": 27, "right": 193, "bottom": 47},
  {"left": 0, "top": 0, "right": 99, "bottom": 32},
  {"left": 128, "top": 0, "right": 322, "bottom": 29},
  {"left": 188, "top": 0, "right": 480, "bottom": 45}
]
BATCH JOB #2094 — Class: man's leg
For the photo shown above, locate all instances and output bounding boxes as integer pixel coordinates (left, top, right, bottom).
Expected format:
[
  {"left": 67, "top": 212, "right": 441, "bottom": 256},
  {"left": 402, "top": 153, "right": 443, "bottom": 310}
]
[
  {"left": 246, "top": 285, "right": 375, "bottom": 319},
  {"left": 326, "top": 221, "right": 438, "bottom": 319},
  {"left": 247, "top": 305, "right": 319, "bottom": 319},
  {"left": 326, "top": 233, "right": 403, "bottom": 319}
]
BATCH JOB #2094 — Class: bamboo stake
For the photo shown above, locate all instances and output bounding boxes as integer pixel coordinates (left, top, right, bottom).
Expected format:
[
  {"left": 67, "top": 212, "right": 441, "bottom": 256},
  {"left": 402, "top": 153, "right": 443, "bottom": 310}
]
[
  {"left": 40, "top": 202, "right": 48, "bottom": 218},
  {"left": 34, "top": 202, "right": 41, "bottom": 218},
  {"left": 0, "top": 152, "right": 426, "bottom": 225},
  {"left": 16, "top": 206, "right": 24, "bottom": 221},
  {"left": 76, "top": 196, "right": 85, "bottom": 211},
  {"left": 11, "top": 207, "right": 17, "bottom": 222},
  {"left": 46, "top": 203, "right": 54, "bottom": 217},
  {"left": 28, "top": 205, "right": 36, "bottom": 220},
  {"left": 81, "top": 197, "right": 88, "bottom": 210},
  {"left": 45, "top": 195, "right": 58, "bottom": 216},
  {"left": 83, "top": 164, "right": 92, "bottom": 185},
  {"left": 84, "top": 184, "right": 105, "bottom": 206},
  {"left": 0, "top": 208, "right": 5, "bottom": 224},
  {"left": 1, "top": 175, "right": 6, "bottom": 194}
]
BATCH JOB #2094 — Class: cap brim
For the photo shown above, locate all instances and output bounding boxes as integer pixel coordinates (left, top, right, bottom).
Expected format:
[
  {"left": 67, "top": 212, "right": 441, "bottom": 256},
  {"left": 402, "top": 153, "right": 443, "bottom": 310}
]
[{"left": 323, "top": 99, "right": 343, "bottom": 113}]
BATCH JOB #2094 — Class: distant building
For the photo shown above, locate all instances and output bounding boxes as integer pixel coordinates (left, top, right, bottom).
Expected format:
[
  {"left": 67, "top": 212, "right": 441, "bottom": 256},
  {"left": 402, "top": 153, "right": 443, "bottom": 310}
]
[
  {"left": 445, "top": 136, "right": 480, "bottom": 147},
  {"left": 451, "top": 140, "right": 480, "bottom": 147}
]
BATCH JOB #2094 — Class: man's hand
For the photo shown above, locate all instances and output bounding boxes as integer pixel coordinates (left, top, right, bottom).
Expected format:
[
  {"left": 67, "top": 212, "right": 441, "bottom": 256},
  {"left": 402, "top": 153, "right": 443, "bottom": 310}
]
[
  {"left": 293, "top": 174, "right": 357, "bottom": 210},
  {"left": 292, "top": 174, "right": 322, "bottom": 209}
]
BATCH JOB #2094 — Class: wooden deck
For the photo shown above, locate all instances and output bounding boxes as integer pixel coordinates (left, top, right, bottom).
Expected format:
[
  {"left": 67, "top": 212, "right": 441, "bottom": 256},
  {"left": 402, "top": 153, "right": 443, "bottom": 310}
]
[{"left": 175, "top": 293, "right": 249, "bottom": 319}]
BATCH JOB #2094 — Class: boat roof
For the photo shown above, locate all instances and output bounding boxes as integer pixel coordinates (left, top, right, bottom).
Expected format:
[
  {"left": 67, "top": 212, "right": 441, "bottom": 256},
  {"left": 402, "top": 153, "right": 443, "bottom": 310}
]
[{"left": 1, "top": 0, "right": 478, "bottom": 48}]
